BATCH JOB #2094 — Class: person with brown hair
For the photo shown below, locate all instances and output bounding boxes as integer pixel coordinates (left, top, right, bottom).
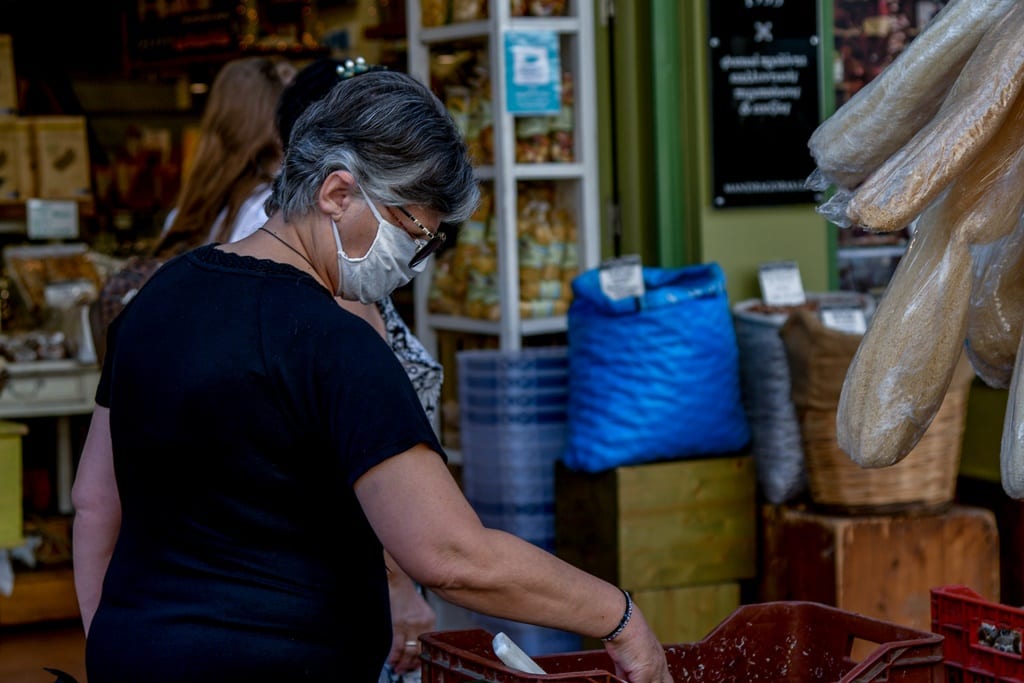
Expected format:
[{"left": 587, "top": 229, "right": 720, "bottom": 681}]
[
  {"left": 153, "top": 56, "right": 296, "bottom": 259},
  {"left": 89, "top": 56, "right": 295, "bottom": 363}
]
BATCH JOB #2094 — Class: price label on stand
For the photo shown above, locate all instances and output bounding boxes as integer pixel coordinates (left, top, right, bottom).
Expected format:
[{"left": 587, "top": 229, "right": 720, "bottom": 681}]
[
  {"left": 820, "top": 306, "right": 867, "bottom": 335},
  {"left": 26, "top": 199, "right": 79, "bottom": 240},
  {"left": 599, "top": 254, "right": 645, "bottom": 301},
  {"left": 758, "top": 260, "right": 805, "bottom": 307}
]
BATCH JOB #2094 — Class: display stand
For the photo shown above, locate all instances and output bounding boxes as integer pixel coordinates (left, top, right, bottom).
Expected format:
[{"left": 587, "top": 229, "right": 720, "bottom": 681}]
[
  {"left": 404, "top": 0, "right": 601, "bottom": 354},
  {"left": 0, "top": 360, "right": 99, "bottom": 625}
]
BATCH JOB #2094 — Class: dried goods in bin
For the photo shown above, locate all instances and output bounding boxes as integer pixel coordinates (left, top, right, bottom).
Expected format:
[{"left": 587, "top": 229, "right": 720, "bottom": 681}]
[
  {"left": 932, "top": 584, "right": 1024, "bottom": 682},
  {"left": 419, "top": 601, "right": 945, "bottom": 682}
]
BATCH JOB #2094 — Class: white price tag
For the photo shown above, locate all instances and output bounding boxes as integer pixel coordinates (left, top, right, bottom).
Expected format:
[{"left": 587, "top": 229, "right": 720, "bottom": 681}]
[
  {"left": 26, "top": 199, "right": 79, "bottom": 240},
  {"left": 599, "top": 254, "right": 645, "bottom": 301},
  {"left": 820, "top": 306, "right": 867, "bottom": 335},
  {"left": 758, "top": 260, "right": 805, "bottom": 307}
]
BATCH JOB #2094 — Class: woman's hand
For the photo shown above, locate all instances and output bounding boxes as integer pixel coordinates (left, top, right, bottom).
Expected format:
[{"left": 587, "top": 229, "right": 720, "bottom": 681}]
[
  {"left": 385, "top": 554, "right": 435, "bottom": 675},
  {"left": 603, "top": 607, "right": 674, "bottom": 683}
]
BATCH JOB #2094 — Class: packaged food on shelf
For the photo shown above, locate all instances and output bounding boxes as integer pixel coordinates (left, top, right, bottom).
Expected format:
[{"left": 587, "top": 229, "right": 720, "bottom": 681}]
[
  {"left": 515, "top": 116, "right": 552, "bottom": 163},
  {"left": 452, "top": 0, "right": 487, "bottom": 22},
  {"left": 3, "top": 244, "right": 103, "bottom": 312},
  {"left": 445, "top": 85, "right": 472, "bottom": 139},
  {"left": 548, "top": 109, "right": 575, "bottom": 162},
  {"left": 516, "top": 182, "right": 577, "bottom": 318},
  {"left": 421, "top": 0, "right": 450, "bottom": 27},
  {"left": 510, "top": 0, "right": 568, "bottom": 17}
]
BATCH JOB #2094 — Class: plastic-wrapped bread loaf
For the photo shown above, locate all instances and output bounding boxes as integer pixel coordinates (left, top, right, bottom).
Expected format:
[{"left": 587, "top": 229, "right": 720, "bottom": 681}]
[
  {"left": 806, "top": 0, "right": 1014, "bottom": 192},
  {"left": 1001, "top": 329, "right": 1024, "bottom": 499},
  {"left": 844, "top": 1, "right": 1024, "bottom": 232},
  {"left": 966, "top": 214, "right": 1024, "bottom": 389},
  {"left": 958, "top": 90, "right": 1024, "bottom": 387},
  {"left": 836, "top": 198, "right": 971, "bottom": 468},
  {"left": 837, "top": 87, "right": 1024, "bottom": 467}
]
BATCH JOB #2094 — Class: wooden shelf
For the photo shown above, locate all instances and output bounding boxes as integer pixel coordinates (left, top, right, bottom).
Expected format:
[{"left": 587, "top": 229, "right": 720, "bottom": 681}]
[
  {"left": 0, "top": 199, "right": 96, "bottom": 222},
  {"left": 0, "top": 565, "right": 79, "bottom": 626}
]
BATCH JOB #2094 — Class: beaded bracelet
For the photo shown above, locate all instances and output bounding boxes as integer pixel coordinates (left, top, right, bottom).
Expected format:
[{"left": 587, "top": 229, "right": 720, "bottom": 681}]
[{"left": 600, "top": 589, "right": 634, "bottom": 642}]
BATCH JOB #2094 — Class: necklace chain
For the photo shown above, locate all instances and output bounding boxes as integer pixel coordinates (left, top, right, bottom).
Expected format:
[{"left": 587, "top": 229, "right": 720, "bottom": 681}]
[{"left": 259, "top": 226, "right": 317, "bottom": 272}]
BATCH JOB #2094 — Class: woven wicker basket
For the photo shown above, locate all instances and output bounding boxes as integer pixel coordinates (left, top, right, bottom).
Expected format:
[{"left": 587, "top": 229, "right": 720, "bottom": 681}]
[
  {"left": 781, "top": 309, "right": 974, "bottom": 514},
  {"left": 798, "top": 384, "right": 969, "bottom": 514}
]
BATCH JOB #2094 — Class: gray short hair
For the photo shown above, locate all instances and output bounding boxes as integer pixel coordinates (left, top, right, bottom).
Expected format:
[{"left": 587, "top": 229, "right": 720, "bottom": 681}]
[{"left": 266, "top": 70, "right": 479, "bottom": 224}]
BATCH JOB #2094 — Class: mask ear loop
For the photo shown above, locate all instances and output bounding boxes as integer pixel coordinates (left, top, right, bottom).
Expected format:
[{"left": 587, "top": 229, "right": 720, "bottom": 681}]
[
  {"left": 337, "top": 200, "right": 387, "bottom": 264},
  {"left": 362, "top": 194, "right": 388, "bottom": 226},
  {"left": 330, "top": 214, "right": 346, "bottom": 258}
]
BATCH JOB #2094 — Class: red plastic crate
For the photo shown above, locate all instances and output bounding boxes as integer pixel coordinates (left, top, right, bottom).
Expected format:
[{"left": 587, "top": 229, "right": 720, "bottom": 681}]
[
  {"left": 420, "top": 601, "right": 945, "bottom": 682},
  {"left": 932, "top": 584, "right": 1024, "bottom": 682}
]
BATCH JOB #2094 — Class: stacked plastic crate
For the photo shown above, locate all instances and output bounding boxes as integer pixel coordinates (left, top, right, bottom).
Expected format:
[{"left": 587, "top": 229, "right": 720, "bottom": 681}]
[{"left": 456, "top": 346, "right": 580, "bottom": 655}]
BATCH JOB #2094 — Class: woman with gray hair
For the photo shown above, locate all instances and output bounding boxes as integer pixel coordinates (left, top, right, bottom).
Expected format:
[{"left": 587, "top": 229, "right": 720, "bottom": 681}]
[{"left": 70, "top": 70, "right": 672, "bottom": 683}]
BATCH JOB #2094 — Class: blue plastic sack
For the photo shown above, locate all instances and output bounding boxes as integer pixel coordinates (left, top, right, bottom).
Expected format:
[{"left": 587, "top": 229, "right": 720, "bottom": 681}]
[{"left": 563, "top": 262, "right": 750, "bottom": 472}]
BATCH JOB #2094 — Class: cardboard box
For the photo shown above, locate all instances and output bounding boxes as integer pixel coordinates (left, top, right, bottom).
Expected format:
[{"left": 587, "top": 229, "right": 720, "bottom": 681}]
[
  {"left": 0, "top": 35, "right": 18, "bottom": 115},
  {"left": 555, "top": 455, "right": 757, "bottom": 590},
  {"left": 760, "top": 503, "right": 1000, "bottom": 634},
  {"left": 31, "top": 115, "right": 92, "bottom": 200},
  {"left": 0, "top": 117, "right": 34, "bottom": 202},
  {"left": 0, "top": 420, "right": 28, "bottom": 548}
]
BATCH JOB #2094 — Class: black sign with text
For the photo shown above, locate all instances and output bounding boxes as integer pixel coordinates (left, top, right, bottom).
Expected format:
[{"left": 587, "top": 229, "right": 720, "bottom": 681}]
[{"left": 708, "top": 0, "right": 822, "bottom": 208}]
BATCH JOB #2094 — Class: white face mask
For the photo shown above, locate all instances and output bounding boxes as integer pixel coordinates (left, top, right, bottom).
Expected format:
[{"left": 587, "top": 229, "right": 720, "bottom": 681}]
[{"left": 333, "top": 195, "right": 427, "bottom": 304}]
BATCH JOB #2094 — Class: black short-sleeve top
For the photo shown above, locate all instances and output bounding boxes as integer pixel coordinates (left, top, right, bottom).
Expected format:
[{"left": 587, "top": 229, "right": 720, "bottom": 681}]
[{"left": 86, "top": 244, "right": 445, "bottom": 683}]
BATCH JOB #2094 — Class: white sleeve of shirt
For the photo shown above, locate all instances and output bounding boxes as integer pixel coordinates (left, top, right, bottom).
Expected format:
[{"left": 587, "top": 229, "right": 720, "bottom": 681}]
[{"left": 226, "top": 186, "right": 273, "bottom": 243}]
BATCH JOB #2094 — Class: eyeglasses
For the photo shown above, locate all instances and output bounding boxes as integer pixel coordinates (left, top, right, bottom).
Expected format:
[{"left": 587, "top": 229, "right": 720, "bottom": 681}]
[{"left": 397, "top": 206, "right": 447, "bottom": 269}]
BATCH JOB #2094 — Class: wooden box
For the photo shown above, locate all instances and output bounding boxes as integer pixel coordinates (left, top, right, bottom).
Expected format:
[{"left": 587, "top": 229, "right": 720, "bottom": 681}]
[
  {"left": 0, "top": 117, "right": 35, "bottom": 202},
  {"left": 632, "top": 581, "right": 740, "bottom": 644},
  {"left": 760, "top": 503, "right": 1000, "bottom": 634},
  {"left": 555, "top": 455, "right": 757, "bottom": 591},
  {"left": 0, "top": 420, "right": 28, "bottom": 548},
  {"left": 31, "top": 115, "right": 92, "bottom": 200}
]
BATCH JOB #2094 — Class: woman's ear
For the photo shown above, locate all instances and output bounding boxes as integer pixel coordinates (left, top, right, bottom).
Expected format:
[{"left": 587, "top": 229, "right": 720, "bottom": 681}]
[{"left": 318, "top": 170, "right": 358, "bottom": 219}]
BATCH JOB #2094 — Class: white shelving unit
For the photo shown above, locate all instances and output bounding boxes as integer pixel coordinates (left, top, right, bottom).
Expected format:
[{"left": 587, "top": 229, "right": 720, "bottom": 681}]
[{"left": 405, "top": 0, "right": 601, "bottom": 353}]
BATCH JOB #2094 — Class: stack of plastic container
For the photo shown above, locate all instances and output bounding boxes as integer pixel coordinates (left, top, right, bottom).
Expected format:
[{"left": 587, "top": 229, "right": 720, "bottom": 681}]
[{"left": 456, "top": 346, "right": 580, "bottom": 655}]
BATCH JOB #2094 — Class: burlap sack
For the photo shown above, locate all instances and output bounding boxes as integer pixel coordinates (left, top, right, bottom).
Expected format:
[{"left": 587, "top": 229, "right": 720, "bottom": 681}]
[{"left": 779, "top": 309, "right": 862, "bottom": 411}]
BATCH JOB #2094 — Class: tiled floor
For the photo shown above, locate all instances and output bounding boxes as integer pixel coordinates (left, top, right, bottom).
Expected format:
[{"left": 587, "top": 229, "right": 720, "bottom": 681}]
[{"left": 0, "top": 621, "right": 86, "bottom": 683}]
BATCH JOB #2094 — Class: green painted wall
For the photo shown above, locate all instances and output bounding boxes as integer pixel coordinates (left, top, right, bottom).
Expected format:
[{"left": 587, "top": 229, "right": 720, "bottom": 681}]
[
  {"left": 593, "top": 0, "right": 658, "bottom": 263},
  {"left": 599, "top": 1, "right": 837, "bottom": 303},
  {"left": 679, "top": 1, "right": 832, "bottom": 302}
]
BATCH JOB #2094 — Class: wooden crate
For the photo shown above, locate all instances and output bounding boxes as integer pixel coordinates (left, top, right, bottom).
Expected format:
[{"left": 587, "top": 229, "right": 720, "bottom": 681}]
[
  {"left": 555, "top": 455, "right": 756, "bottom": 591},
  {"left": 760, "top": 503, "right": 1000, "bottom": 634},
  {"left": 633, "top": 582, "right": 740, "bottom": 644}
]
